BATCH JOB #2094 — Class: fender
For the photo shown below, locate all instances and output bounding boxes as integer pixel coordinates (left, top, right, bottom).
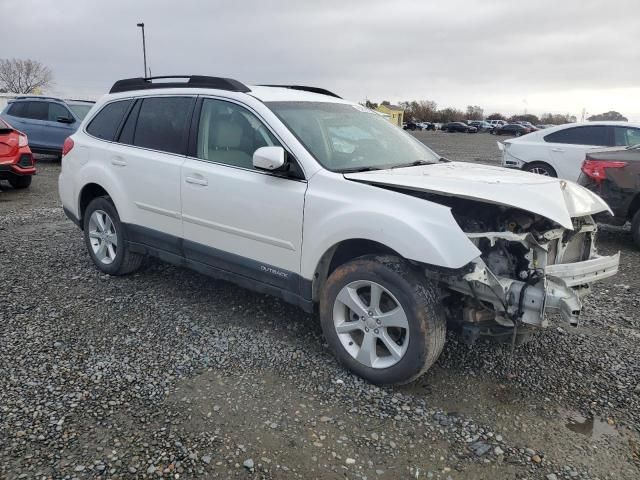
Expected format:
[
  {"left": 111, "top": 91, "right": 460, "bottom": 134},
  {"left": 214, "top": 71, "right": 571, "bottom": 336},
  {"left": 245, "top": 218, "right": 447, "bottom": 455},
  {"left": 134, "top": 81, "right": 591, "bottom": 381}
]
[
  {"left": 76, "top": 159, "right": 130, "bottom": 224},
  {"left": 301, "top": 170, "right": 481, "bottom": 279}
]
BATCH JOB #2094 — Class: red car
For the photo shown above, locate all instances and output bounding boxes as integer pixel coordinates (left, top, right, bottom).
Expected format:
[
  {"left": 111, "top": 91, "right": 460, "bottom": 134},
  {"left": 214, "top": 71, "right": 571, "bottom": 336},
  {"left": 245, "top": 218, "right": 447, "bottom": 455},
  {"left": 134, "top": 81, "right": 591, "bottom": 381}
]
[{"left": 0, "top": 118, "right": 35, "bottom": 189}]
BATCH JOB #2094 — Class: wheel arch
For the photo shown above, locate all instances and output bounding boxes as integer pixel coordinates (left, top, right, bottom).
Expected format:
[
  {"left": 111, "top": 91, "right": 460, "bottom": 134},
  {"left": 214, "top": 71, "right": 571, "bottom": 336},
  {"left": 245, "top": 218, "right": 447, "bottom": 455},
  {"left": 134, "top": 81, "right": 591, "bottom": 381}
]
[
  {"left": 310, "top": 239, "right": 402, "bottom": 302},
  {"left": 627, "top": 192, "right": 640, "bottom": 220},
  {"left": 78, "top": 183, "right": 111, "bottom": 227}
]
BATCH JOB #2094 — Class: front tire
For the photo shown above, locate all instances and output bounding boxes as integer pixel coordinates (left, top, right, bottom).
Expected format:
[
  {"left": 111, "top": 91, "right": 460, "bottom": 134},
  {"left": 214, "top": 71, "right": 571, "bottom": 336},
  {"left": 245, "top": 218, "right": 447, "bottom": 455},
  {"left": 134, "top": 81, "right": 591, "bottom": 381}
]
[
  {"left": 83, "top": 197, "right": 143, "bottom": 275},
  {"left": 320, "top": 255, "right": 446, "bottom": 385},
  {"left": 524, "top": 162, "right": 557, "bottom": 177},
  {"left": 8, "top": 175, "right": 32, "bottom": 189}
]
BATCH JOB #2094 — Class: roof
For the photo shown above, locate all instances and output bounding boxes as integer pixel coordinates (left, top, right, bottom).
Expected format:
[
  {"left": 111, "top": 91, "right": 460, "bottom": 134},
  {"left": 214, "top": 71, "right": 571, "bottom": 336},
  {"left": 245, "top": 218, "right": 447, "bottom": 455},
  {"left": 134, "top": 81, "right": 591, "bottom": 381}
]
[{"left": 378, "top": 103, "right": 404, "bottom": 112}]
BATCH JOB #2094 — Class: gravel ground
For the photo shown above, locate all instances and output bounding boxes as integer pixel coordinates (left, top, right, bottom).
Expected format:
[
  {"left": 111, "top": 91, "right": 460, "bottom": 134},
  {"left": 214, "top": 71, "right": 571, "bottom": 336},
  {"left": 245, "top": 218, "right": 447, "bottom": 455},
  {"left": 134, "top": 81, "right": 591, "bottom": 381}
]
[{"left": 1, "top": 135, "right": 639, "bottom": 479}]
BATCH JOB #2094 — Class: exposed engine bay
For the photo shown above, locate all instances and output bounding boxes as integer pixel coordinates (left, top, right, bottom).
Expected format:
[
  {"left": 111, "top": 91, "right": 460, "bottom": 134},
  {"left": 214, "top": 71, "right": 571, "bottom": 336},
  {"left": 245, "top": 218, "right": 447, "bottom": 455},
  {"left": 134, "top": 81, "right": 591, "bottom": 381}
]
[{"left": 409, "top": 193, "right": 619, "bottom": 341}]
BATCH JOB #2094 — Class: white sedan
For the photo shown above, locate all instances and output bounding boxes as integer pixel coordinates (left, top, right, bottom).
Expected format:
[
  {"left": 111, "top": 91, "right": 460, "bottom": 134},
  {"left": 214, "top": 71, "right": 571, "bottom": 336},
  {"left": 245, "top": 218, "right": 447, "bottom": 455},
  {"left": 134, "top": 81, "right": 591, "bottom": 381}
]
[{"left": 499, "top": 121, "right": 640, "bottom": 181}]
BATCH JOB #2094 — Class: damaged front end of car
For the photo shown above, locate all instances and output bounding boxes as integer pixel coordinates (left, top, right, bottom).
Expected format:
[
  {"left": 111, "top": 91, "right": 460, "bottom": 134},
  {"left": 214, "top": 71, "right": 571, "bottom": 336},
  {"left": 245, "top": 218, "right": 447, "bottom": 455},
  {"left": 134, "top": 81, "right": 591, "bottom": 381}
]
[{"left": 425, "top": 201, "right": 620, "bottom": 343}]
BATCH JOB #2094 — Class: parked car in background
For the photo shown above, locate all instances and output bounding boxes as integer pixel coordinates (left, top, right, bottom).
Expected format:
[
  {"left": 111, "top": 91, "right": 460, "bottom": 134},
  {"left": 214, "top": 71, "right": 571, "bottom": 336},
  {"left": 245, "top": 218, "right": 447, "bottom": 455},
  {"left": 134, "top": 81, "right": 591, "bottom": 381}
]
[
  {"left": 536, "top": 124, "right": 555, "bottom": 130},
  {"left": 487, "top": 119, "right": 507, "bottom": 128},
  {"left": 403, "top": 121, "right": 419, "bottom": 131},
  {"left": 442, "top": 122, "right": 477, "bottom": 133},
  {"left": 468, "top": 120, "right": 493, "bottom": 132},
  {"left": 0, "top": 97, "right": 95, "bottom": 157},
  {"left": 492, "top": 123, "right": 530, "bottom": 136},
  {"left": 516, "top": 121, "right": 538, "bottom": 132},
  {"left": 0, "top": 118, "right": 35, "bottom": 189},
  {"left": 500, "top": 121, "right": 640, "bottom": 181},
  {"left": 578, "top": 145, "right": 640, "bottom": 248},
  {"left": 418, "top": 122, "right": 436, "bottom": 131},
  {"left": 59, "top": 75, "right": 618, "bottom": 384}
]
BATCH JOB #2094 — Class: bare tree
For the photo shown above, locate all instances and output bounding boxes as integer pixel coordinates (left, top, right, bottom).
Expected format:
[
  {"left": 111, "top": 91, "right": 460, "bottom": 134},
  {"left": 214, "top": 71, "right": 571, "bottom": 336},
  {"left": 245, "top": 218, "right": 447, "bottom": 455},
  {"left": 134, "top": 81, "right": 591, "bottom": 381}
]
[{"left": 0, "top": 58, "right": 53, "bottom": 94}]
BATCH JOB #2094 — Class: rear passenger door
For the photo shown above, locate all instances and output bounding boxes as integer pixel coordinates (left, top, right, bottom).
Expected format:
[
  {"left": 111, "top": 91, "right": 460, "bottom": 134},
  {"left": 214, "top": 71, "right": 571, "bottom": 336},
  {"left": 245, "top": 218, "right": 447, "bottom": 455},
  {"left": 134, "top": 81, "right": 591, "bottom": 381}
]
[
  {"left": 180, "top": 97, "right": 306, "bottom": 293},
  {"left": 106, "top": 96, "right": 195, "bottom": 254}
]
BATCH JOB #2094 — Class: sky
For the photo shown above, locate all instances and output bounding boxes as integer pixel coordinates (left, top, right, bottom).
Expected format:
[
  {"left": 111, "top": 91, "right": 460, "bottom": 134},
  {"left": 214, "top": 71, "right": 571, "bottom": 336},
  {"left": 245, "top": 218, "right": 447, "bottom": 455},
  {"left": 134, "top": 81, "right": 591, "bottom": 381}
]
[{"left": 2, "top": 0, "right": 639, "bottom": 120}]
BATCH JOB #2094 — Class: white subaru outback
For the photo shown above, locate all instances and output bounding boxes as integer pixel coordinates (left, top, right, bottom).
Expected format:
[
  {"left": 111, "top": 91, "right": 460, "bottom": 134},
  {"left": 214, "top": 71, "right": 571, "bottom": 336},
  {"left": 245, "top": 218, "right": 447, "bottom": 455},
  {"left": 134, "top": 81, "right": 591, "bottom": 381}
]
[{"left": 59, "top": 76, "right": 620, "bottom": 385}]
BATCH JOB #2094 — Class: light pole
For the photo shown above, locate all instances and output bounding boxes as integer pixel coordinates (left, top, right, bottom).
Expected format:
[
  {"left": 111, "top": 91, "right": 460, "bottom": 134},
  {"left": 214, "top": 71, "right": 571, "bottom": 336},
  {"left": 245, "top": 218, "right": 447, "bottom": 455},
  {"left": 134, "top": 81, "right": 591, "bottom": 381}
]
[{"left": 136, "top": 22, "right": 147, "bottom": 78}]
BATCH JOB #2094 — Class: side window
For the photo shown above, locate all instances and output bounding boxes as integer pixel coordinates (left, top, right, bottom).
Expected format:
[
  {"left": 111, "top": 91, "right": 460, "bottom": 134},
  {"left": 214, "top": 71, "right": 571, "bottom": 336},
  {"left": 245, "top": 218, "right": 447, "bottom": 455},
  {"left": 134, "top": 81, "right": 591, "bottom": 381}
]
[
  {"left": 86, "top": 100, "right": 133, "bottom": 141},
  {"left": 117, "top": 100, "right": 141, "bottom": 145},
  {"left": 22, "top": 101, "right": 48, "bottom": 121},
  {"left": 197, "top": 98, "right": 279, "bottom": 169},
  {"left": 544, "top": 126, "right": 610, "bottom": 146},
  {"left": 613, "top": 127, "right": 640, "bottom": 147},
  {"left": 133, "top": 97, "right": 193, "bottom": 154},
  {"left": 48, "top": 103, "right": 71, "bottom": 122},
  {"left": 7, "top": 102, "right": 26, "bottom": 117}
]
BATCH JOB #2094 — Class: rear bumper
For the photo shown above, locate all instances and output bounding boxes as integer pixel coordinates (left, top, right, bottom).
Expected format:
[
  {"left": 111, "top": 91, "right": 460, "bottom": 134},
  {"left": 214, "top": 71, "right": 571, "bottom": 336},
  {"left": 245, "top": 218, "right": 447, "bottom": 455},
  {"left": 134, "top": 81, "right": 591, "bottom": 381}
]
[{"left": 0, "top": 162, "right": 36, "bottom": 178}]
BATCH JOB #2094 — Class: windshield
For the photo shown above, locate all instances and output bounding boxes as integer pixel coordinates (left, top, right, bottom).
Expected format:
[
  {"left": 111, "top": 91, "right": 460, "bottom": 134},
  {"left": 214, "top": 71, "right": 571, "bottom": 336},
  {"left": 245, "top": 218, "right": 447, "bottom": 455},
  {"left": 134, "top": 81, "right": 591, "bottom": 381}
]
[
  {"left": 68, "top": 104, "right": 92, "bottom": 120},
  {"left": 266, "top": 101, "right": 440, "bottom": 172}
]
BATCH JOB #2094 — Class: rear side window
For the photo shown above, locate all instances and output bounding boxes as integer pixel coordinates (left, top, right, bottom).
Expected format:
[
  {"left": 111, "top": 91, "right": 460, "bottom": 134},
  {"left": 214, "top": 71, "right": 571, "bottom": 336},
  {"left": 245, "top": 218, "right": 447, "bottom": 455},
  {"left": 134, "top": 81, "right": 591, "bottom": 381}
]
[
  {"left": 86, "top": 100, "right": 133, "bottom": 141},
  {"left": 544, "top": 126, "right": 611, "bottom": 146},
  {"left": 613, "top": 127, "right": 640, "bottom": 147},
  {"left": 132, "top": 97, "right": 193, "bottom": 154},
  {"left": 20, "top": 101, "right": 48, "bottom": 121}
]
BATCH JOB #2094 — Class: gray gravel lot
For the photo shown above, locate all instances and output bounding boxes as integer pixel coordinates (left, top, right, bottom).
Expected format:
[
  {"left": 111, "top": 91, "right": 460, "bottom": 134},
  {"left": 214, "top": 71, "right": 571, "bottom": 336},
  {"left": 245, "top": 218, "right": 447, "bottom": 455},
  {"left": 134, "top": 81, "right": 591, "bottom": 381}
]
[{"left": 1, "top": 133, "right": 639, "bottom": 479}]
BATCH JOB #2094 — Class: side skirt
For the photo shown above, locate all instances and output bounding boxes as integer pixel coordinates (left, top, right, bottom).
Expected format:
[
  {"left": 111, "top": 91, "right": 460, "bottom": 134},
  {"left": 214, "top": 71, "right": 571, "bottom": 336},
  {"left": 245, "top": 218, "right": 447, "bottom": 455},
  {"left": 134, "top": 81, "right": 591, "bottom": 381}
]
[{"left": 122, "top": 225, "right": 314, "bottom": 314}]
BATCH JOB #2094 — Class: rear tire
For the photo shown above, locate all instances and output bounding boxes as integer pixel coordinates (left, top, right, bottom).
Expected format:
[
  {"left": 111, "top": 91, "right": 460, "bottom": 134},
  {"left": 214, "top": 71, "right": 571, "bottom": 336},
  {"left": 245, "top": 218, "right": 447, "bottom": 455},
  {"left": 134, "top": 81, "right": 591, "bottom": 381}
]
[
  {"left": 8, "top": 175, "right": 32, "bottom": 189},
  {"left": 524, "top": 162, "right": 557, "bottom": 177},
  {"left": 632, "top": 210, "right": 640, "bottom": 249},
  {"left": 83, "top": 196, "right": 143, "bottom": 275},
  {"left": 320, "top": 255, "right": 446, "bottom": 385}
]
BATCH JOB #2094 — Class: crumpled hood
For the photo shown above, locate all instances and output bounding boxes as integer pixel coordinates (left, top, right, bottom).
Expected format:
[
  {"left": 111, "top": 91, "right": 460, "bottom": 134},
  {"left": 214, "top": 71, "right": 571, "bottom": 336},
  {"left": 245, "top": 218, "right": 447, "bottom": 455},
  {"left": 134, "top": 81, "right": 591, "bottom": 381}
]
[{"left": 344, "top": 162, "right": 611, "bottom": 229}]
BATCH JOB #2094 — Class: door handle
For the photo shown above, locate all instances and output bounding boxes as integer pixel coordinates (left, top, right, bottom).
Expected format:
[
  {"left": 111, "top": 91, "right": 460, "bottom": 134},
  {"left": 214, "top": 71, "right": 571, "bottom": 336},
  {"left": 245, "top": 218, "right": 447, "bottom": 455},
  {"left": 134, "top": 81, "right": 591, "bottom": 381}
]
[
  {"left": 185, "top": 176, "right": 208, "bottom": 186},
  {"left": 111, "top": 158, "right": 127, "bottom": 166},
  {"left": 551, "top": 148, "right": 565, "bottom": 152}
]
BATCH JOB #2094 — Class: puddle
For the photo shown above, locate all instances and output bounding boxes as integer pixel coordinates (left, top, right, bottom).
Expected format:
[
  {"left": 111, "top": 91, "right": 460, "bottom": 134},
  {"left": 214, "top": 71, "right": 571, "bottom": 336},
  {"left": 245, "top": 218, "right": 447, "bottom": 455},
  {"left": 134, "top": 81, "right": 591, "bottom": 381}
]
[{"left": 560, "top": 409, "right": 618, "bottom": 440}]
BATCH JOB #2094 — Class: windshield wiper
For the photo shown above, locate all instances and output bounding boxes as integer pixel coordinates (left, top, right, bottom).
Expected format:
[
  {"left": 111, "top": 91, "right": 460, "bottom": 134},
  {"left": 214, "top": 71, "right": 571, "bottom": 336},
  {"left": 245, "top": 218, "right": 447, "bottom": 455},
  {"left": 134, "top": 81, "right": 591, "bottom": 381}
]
[
  {"left": 626, "top": 143, "right": 640, "bottom": 150},
  {"left": 339, "top": 166, "right": 384, "bottom": 173},
  {"left": 389, "top": 159, "right": 434, "bottom": 169}
]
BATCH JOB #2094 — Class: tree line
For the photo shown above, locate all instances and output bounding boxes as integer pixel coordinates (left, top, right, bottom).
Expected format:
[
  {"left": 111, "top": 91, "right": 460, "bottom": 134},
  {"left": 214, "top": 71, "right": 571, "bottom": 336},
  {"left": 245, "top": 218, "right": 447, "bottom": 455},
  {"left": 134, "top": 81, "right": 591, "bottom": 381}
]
[{"left": 366, "top": 99, "right": 626, "bottom": 125}]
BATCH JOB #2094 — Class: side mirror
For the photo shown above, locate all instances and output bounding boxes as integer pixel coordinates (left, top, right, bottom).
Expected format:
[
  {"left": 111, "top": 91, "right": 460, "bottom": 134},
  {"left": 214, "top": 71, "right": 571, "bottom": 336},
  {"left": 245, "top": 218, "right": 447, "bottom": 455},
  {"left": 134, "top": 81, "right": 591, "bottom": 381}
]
[
  {"left": 253, "top": 146, "right": 286, "bottom": 171},
  {"left": 56, "top": 116, "right": 74, "bottom": 124}
]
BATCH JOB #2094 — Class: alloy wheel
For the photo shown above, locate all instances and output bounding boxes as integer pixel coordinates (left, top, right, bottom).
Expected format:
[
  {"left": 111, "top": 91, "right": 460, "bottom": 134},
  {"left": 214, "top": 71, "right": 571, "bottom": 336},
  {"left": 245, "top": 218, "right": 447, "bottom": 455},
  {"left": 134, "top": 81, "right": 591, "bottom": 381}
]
[
  {"left": 332, "top": 280, "right": 410, "bottom": 369},
  {"left": 529, "top": 167, "right": 551, "bottom": 176},
  {"left": 88, "top": 210, "right": 118, "bottom": 265}
]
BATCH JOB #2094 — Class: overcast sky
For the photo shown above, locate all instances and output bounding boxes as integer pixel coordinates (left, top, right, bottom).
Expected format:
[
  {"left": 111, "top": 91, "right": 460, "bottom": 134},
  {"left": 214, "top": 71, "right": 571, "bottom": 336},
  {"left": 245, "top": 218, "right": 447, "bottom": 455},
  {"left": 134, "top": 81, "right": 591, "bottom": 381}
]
[{"left": 2, "top": 0, "right": 639, "bottom": 120}]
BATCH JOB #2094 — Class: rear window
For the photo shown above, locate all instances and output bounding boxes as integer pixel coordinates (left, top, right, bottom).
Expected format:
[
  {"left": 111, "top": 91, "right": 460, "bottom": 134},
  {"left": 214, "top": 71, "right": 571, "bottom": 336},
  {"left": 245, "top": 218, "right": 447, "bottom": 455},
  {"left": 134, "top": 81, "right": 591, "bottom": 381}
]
[
  {"left": 131, "top": 97, "right": 194, "bottom": 154},
  {"left": 86, "top": 100, "right": 133, "bottom": 141},
  {"left": 544, "top": 126, "right": 611, "bottom": 146}
]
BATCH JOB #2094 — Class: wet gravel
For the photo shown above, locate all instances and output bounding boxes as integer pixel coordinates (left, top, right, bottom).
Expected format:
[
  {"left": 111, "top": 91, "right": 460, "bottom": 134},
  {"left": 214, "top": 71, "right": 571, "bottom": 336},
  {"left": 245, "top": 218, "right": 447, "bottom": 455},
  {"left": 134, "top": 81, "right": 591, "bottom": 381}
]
[{"left": 1, "top": 140, "right": 638, "bottom": 479}]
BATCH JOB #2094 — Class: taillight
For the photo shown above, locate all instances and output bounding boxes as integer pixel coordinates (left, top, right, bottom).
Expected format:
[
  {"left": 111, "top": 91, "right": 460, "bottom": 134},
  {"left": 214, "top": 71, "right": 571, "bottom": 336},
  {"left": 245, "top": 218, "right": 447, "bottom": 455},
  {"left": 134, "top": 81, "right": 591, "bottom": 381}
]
[
  {"left": 581, "top": 159, "right": 627, "bottom": 183},
  {"left": 18, "top": 132, "right": 28, "bottom": 147},
  {"left": 62, "top": 137, "right": 74, "bottom": 156}
]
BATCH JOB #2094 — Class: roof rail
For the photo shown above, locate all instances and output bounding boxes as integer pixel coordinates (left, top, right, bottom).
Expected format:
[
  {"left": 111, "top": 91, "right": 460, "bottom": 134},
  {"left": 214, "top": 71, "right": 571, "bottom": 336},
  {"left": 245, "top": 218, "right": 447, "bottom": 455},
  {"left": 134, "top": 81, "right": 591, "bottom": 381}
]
[
  {"left": 14, "top": 95, "right": 63, "bottom": 102},
  {"left": 65, "top": 99, "right": 96, "bottom": 103},
  {"left": 109, "top": 76, "right": 251, "bottom": 94},
  {"left": 259, "top": 85, "right": 342, "bottom": 99}
]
